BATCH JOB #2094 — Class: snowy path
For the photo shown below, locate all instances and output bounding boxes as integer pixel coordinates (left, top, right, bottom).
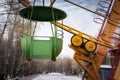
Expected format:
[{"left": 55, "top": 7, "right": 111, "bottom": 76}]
[
  {"left": 32, "top": 73, "right": 82, "bottom": 80},
  {"left": 11, "top": 73, "right": 82, "bottom": 80}
]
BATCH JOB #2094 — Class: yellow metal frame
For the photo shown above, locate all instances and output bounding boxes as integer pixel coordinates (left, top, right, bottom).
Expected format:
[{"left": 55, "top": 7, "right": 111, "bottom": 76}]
[
  {"left": 71, "top": 35, "right": 83, "bottom": 47},
  {"left": 84, "top": 41, "right": 97, "bottom": 52},
  {"left": 69, "top": 45, "right": 100, "bottom": 80},
  {"left": 51, "top": 21, "right": 114, "bottom": 49}
]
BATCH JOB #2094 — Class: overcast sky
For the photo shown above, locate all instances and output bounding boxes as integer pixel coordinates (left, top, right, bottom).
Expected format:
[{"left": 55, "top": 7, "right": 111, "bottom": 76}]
[{"left": 34, "top": 0, "right": 102, "bottom": 58}]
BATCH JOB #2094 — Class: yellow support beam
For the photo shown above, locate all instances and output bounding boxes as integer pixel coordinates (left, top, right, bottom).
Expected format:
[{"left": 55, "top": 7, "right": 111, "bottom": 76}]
[
  {"left": 114, "top": 62, "right": 120, "bottom": 80},
  {"left": 96, "top": 0, "right": 120, "bottom": 68},
  {"left": 51, "top": 21, "right": 115, "bottom": 49},
  {"left": 72, "top": 47, "right": 100, "bottom": 80},
  {"left": 18, "top": 0, "right": 31, "bottom": 7},
  {"left": 49, "top": 0, "right": 56, "bottom": 7}
]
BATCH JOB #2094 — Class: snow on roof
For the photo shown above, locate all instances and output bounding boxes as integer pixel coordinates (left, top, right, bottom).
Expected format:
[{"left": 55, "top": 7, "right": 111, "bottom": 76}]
[{"left": 100, "top": 65, "right": 111, "bottom": 68}]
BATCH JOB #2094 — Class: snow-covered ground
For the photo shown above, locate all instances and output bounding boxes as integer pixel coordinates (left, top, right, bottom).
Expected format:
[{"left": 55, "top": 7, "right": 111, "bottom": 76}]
[{"left": 32, "top": 73, "right": 82, "bottom": 80}]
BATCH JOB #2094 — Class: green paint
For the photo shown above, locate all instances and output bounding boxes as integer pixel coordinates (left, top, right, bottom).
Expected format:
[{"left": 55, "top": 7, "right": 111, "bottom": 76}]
[
  {"left": 21, "top": 36, "right": 63, "bottom": 61},
  {"left": 19, "top": 6, "right": 67, "bottom": 21}
]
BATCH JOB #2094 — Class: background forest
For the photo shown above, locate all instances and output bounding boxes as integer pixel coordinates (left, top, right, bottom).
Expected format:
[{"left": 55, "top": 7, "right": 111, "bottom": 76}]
[{"left": 0, "top": 0, "right": 82, "bottom": 77}]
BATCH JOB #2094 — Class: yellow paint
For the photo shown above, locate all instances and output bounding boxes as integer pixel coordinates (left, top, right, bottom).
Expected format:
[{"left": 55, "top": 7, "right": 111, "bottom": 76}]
[
  {"left": 71, "top": 35, "right": 83, "bottom": 46},
  {"left": 96, "top": 0, "right": 120, "bottom": 68},
  {"left": 114, "top": 62, "right": 120, "bottom": 80},
  {"left": 84, "top": 41, "right": 97, "bottom": 52},
  {"left": 72, "top": 45, "right": 100, "bottom": 80},
  {"left": 51, "top": 21, "right": 114, "bottom": 49}
]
